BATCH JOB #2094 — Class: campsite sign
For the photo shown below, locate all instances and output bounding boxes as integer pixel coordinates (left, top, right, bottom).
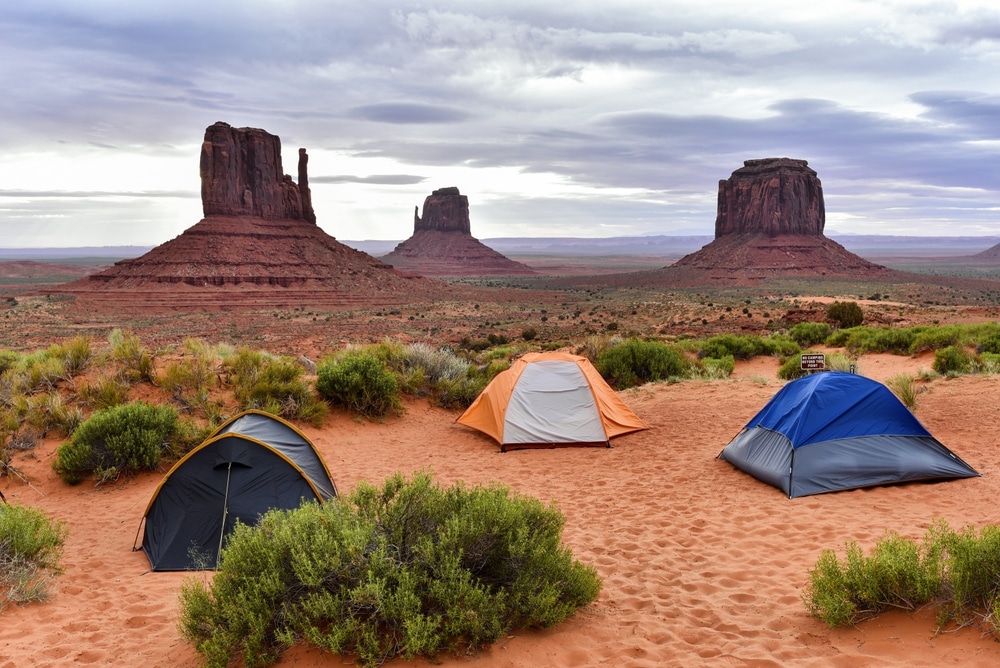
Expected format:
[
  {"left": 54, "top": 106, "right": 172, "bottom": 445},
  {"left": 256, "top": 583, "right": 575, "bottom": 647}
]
[{"left": 800, "top": 353, "right": 826, "bottom": 371}]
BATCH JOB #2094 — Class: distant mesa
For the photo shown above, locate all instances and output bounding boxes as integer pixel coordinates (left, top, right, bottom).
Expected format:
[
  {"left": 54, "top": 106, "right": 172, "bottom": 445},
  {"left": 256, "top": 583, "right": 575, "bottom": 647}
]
[
  {"left": 57, "top": 122, "right": 446, "bottom": 309},
  {"left": 380, "top": 187, "right": 535, "bottom": 277},
  {"left": 665, "top": 158, "right": 891, "bottom": 282},
  {"left": 972, "top": 241, "right": 1000, "bottom": 262}
]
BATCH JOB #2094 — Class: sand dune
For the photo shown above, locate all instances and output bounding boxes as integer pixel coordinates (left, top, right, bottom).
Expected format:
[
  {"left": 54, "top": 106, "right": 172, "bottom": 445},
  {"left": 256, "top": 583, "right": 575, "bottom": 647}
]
[{"left": 3, "top": 353, "right": 1000, "bottom": 667}]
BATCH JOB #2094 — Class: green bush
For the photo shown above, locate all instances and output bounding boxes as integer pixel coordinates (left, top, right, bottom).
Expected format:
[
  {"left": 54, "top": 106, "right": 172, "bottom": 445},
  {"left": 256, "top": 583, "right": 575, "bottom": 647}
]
[
  {"left": 788, "top": 322, "right": 832, "bottom": 347},
  {"left": 0, "top": 503, "right": 68, "bottom": 609},
  {"left": 430, "top": 360, "right": 508, "bottom": 409},
  {"left": 595, "top": 339, "right": 690, "bottom": 389},
  {"left": 803, "top": 520, "right": 1000, "bottom": 631},
  {"left": 805, "top": 531, "right": 942, "bottom": 627},
  {"left": 52, "top": 401, "right": 178, "bottom": 485},
  {"left": 316, "top": 351, "right": 401, "bottom": 418},
  {"left": 697, "top": 334, "right": 799, "bottom": 361},
  {"left": 932, "top": 346, "right": 974, "bottom": 375},
  {"left": 886, "top": 374, "right": 919, "bottom": 410},
  {"left": 78, "top": 375, "right": 132, "bottom": 410},
  {"left": 222, "top": 348, "right": 326, "bottom": 426},
  {"left": 108, "top": 329, "right": 155, "bottom": 383},
  {"left": 827, "top": 301, "right": 864, "bottom": 329},
  {"left": 699, "top": 355, "right": 735, "bottom": 379},
  {"left": 777, "top": 352, "right": 814, "bottom": 381},
  {"left": 179, "top": 472, "right": 601, "bottom": 668}
]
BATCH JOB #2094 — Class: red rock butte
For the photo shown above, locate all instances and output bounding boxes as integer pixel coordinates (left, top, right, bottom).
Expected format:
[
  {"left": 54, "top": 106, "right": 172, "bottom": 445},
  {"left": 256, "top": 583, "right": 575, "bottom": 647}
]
[
  {"left": 665, "top": 158, "right": 891, "bottom": 283},
  {"left": 380, "top": 187, "right": 535, "bottom": 276},
  {"left": 56, "top": 122, "right": 449, "bottom": 311}
]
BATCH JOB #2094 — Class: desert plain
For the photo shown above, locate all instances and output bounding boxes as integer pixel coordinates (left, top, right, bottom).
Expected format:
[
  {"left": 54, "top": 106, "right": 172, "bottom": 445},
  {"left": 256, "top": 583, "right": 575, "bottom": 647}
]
[{"left": 2, "top": 251, "right": 1000, "bottom": 667}]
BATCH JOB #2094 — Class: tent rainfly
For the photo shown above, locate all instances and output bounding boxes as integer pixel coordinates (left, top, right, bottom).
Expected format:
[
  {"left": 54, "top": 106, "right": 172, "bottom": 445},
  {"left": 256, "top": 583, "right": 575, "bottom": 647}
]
[
  {"left": 718, "top": 371, "right": 979, "bottom": 498},
  {"left": 457, "top": 351, "right": 648, "bottom": 451},
  {"left": 137, "top": 410, "right": 337, "bottom": 570}
]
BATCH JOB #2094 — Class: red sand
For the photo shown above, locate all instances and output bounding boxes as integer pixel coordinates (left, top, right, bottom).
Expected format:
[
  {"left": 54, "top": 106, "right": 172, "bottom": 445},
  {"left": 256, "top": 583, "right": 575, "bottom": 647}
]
[{"left": 3, "top": 353, "right": 1000, "bottom": 667}]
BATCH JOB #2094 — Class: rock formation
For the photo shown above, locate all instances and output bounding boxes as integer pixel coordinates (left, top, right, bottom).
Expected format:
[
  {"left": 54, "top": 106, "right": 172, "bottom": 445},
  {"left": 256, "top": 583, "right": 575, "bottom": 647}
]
[
  {"left": 57, "top": 122, "right": 449, "bottom": 310},
  {"left": 381, "top": 187, "right": 535, "bottom": 276},
  {"left": 662, "top": 158, "right": 891, "bottom": 283},
  {"left": 715, "top": 158, "right": 824, "bottom": 237},
  {"left": 200, "top": 122, "right": 316, "bottom": 223}
]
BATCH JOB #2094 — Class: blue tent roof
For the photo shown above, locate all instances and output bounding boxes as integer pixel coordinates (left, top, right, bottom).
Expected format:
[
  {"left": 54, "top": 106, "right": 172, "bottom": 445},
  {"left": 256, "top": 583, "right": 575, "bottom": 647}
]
[{"left": 745, "top": 372, "right": 930, "bottom": 448}]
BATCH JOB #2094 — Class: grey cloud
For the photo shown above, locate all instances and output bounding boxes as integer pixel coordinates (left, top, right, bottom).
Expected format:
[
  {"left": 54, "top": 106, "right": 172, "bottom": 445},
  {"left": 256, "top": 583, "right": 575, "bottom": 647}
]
[
  {"left": 310, "top": 175, "right": 428, "bottom": 185},
  {"left": 347, "top": 103, "right": 473, "bottom": 124}
]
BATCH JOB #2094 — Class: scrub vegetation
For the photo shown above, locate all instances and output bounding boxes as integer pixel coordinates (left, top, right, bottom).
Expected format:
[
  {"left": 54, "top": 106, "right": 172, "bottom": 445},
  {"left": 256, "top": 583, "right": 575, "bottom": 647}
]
[
  {"left": 179, "top": 471, "right": 601, "bottom": 668},
  {"left": 0, "top": 502, "right": 67, "bottom": 610},
  {"left": 805, "top": 520, "right": 1000, "bottom": 635}
]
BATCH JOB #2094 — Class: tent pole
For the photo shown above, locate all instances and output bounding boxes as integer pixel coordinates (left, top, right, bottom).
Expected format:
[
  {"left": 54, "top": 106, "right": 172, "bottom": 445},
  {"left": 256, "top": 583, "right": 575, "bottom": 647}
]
[{"left": 216, "top": 462, "right": 233, "bottom": 569}]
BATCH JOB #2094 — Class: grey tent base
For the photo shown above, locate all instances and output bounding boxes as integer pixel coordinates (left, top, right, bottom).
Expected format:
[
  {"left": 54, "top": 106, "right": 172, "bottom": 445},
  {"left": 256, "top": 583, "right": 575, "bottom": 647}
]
[{"left": 719, "top": 428, "right": 979, "bottom": 498}]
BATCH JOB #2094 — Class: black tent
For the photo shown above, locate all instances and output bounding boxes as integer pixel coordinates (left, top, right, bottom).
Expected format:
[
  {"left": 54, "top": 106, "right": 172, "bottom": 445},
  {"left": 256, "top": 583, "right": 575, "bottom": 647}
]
[
  {"left": 137, "top": 410, "right": 337, "bottom": 570},
  {"left": 718, "top": 372, "right": 978, "bottom": 497}
]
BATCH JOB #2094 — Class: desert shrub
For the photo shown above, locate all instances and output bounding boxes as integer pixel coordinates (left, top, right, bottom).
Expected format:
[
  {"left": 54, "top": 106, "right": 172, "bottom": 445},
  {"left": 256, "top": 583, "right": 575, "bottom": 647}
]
[
  {"left": 0, "top": 350, "right": 19, "bottom": 376},
  {"left": 52, "top": 401, "right": 178, "bottom": 485},
  {"left": 15, "top": 353, "right": 67, "bottom": 394},
  {"left": 788, "top": 322, "right": 832, "bottom": 347},
  {"left": 179, "top": 471, "right": 600, "bottom": 668},
  {"left": 777, "top": 352, "right": 814, "bottom": 381},
  {"left": 431, "top": 360, "right": 509, "bottom": 409},
  {"left": 932, "top": 346, "right": 974, "bottom": 376},
  {"left": 397, "top": 343, "right": 470, "bottom": 384},
  {"left": 697, "top": 334, "right": 799, "bottom": 361},
  {"left": 978, "top": 352, "right": 1000, "bottom": 374},
  {"left": 886, "top": 374, "right": 919, "bottom": 410},
  {"left": 0, "top": 503, "right": 67, "bottom": 609},
  {"left": 316, "top": 351, "right": 401, "bottom": 418},
  {"left": 16, "top": 392, "right": 82, "bottom": 437},
  {"left": 576, "top": 335, "right": 619, "bottom": 362},
  {"left": 108, "top": 329, "right": 155, "bottom": 383},
  {"left": 158, "top": 344, "right": 217, "bottom": 412},
  {"left": 58, "top": 336, "right": 93, "bottom": 377},
  {"left": 825, "top": 326, "right": 920, "bottom": 355},
  {"left": 521, "top": 327, "right": 538, "bottom": 341},
  {"left": 979, "top": 333, "right": 1000, "bottom": 355},
  {"left": 942, "top": 523, "right": 1000, "bottom": 619},
  {"left": 78, "top": 375, "right": 132, "bottom": 410},
  {"left": 595, "top": 339, "right": 690, "bottom": 389},
  {"left": 827, "top": 301, "right": 864, "bottom": 329},
  {"left": 909, "top": 325, "right": 965, "bottom": 353},
  {"left": 222, "top": 348, "right": 326, "bottom": 426},
  {"left": 698, "top": 355, "right": 735, "bottom": 379},
  {"left": 804, "top": 530, "right": 942, "bottom": 627}
]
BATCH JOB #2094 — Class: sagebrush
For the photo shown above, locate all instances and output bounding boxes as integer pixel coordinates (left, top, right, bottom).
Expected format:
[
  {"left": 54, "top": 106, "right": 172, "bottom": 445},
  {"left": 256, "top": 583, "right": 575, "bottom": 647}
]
[{"left": 179, "top": 471, "right": 601, "bottom": 668}]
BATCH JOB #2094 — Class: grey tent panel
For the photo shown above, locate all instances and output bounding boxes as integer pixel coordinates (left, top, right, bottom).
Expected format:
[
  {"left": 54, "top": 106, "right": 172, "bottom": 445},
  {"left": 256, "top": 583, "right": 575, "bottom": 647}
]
[
  {"left": 212, "top": 411, "right": 336, "bottom": 499},
  {"left": 721, "top": 427, "right": 979, "bottom": 498}
]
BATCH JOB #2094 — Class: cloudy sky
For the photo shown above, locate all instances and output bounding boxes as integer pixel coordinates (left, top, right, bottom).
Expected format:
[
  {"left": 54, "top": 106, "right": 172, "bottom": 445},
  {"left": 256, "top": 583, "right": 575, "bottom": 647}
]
[{"left": 1, "top": 0, "right": 998, "bottom": 248}]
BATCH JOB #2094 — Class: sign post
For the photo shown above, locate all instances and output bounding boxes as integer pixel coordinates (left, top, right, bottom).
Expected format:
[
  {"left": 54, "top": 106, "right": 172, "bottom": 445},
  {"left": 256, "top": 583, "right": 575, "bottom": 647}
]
[{"left": 800, "top": 353, "right": 826, "bottom": 372}]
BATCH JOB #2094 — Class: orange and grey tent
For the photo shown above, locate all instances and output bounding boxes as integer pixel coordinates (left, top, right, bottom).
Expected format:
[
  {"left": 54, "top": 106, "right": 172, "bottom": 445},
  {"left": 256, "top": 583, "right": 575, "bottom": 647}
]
[
  {"left": 136, "top": 410, "right": 336, "bottom": 571},
  {"left": 457, "top": 352, "right": 648, "bottom": 451}
]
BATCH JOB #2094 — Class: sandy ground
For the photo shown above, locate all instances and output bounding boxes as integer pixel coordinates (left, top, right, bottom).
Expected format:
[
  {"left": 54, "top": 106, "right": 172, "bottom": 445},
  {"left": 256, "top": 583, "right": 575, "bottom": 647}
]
[{"left": 3, "top": 352, "right": 1000, "bottom": 667}]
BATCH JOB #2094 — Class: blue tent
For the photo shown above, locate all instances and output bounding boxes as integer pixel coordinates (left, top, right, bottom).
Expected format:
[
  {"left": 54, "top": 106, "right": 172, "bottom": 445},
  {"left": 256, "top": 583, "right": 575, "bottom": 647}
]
[{"left": 718, "top": 372, "right": 978, "bottom": 498}]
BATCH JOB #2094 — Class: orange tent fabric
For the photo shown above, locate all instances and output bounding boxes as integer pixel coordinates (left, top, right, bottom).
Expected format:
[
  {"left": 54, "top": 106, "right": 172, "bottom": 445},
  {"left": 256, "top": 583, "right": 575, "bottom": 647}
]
[{"left": 457, "top": 352, "right": 648, "bottom": 451}]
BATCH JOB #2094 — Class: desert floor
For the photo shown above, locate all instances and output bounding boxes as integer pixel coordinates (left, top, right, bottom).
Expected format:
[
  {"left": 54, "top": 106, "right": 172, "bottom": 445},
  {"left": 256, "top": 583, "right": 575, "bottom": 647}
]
[{"left": 3, "top": 350, "right": 1000, "bottom": 668}]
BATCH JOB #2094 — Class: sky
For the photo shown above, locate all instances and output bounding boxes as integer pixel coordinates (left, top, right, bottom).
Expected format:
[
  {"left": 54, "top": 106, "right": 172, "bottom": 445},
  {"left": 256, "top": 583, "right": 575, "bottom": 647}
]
[{"left": 0, "top": 0, "right": 998, "bottom": 248}]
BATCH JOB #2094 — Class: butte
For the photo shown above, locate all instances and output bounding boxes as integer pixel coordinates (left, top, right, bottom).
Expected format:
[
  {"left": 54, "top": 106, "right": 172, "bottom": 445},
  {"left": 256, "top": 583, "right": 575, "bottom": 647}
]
[
  {"left": 380, "top": 187, "right": 535, "bottom": 277},
  {"left": 56, "top": 122, "right": 445, "bottom": 311},
  {"left": 642, "top": 158, "right": 892, "bottom": 286}
]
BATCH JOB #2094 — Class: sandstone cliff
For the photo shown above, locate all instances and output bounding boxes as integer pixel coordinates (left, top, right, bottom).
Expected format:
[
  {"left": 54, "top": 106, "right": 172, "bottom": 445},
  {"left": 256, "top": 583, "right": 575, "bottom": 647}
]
[{"left": 715, "top": 158, "right": 825, "bottom": 237}]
